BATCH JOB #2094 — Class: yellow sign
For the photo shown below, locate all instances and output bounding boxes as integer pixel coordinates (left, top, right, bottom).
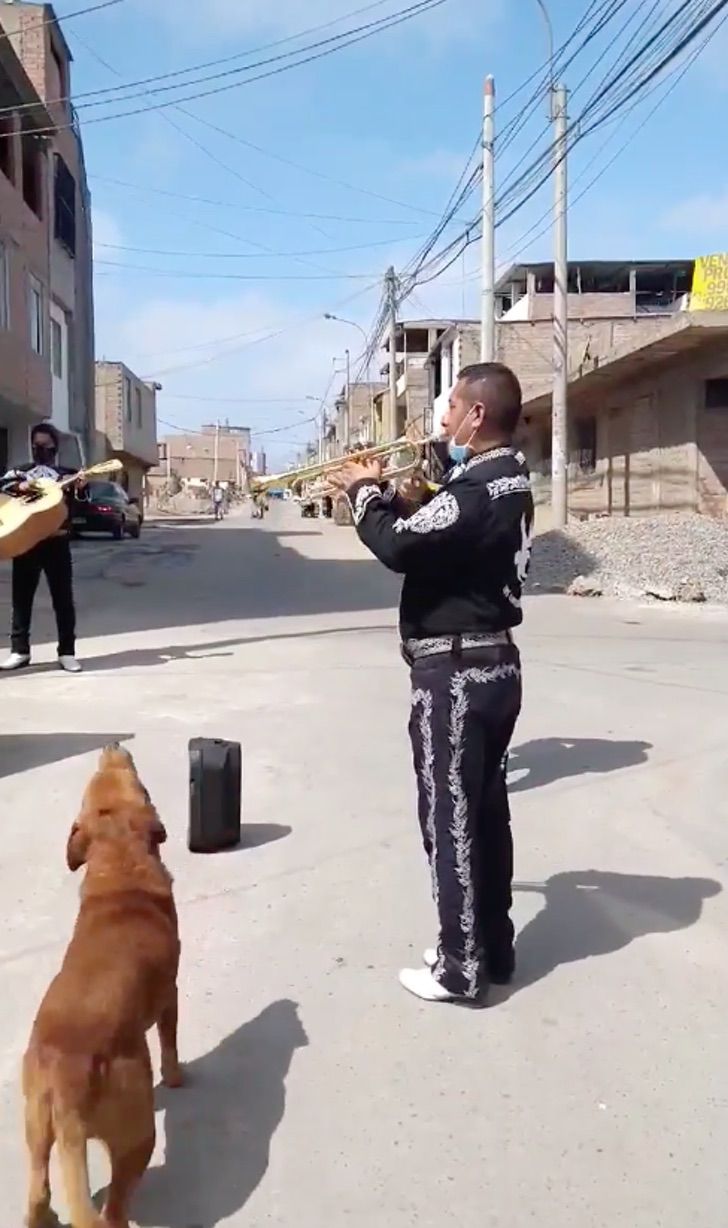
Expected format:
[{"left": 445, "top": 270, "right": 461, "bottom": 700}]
[{"left": 691, "top": 253, "right": 728, "bottom": 310}]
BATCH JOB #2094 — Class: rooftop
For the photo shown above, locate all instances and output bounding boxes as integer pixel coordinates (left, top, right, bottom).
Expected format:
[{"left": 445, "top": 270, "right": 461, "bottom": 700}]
[{"left": 496, "top": 258, "right": 695, "bottom": 294}]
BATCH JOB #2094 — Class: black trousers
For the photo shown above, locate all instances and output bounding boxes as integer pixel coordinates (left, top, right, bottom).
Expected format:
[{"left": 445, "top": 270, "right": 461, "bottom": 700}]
[
  {"left": 11, "top": 536, "right": 76, "bottom": 657},
  {"left": 408, "top": 643, "right": 522, "bottom": 999}
]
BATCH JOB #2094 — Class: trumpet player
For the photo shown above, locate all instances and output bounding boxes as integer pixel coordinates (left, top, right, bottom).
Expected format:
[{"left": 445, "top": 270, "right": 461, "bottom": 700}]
[{"left": 329, "top": 363, "right": 534, "bottom": 1006}]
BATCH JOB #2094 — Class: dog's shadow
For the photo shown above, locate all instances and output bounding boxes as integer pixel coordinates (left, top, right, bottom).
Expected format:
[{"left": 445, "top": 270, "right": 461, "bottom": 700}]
[{"left": 131, "top": 999, "right": 308, "bottom": 1228}]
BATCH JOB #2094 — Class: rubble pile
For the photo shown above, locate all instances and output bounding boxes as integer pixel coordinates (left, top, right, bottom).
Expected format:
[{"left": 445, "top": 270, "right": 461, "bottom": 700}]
[{"left": 528, "top": 513, "right": 728, "bottom": 604}]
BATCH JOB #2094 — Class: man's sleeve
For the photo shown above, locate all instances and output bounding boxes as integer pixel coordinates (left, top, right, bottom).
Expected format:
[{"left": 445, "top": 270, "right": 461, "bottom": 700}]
[
  {"left": 0, "top": 468, "right": 23, "bottom": 492},
  {"left": 346, "top": 477, "right": 485, "bottom": 573}
]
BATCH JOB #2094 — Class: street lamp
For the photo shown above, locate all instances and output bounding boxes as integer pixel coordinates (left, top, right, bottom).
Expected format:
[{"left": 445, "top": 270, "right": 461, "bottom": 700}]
[{"left": 324, "top": 313, "right": 372, "bottom": 446}]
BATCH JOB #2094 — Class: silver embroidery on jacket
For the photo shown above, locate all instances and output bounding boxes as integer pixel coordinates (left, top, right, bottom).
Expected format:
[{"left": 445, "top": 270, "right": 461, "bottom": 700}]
[
  {"left": 394, "top": 489, "right": 459, "bottom": 535},
  {"left": 486, "top": 473, "right": 532, "bottom": 500},
  {"left": 349, "top": 482, "right": 381, "bottom": 526},
  {"left": 411, "top": 688, "right": 438, "bottom": 906},
  {"left": 438, "top": 661, "right": 522, "bottom": 997}
]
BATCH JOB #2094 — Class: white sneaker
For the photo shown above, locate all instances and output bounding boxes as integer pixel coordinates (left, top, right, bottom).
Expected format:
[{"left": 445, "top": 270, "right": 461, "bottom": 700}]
[
  {"left": 1, "top": 652, "right": 30, "bottom": 671},
  {"left": 58, "top": 656, "right": 82, "bottom": 673},
  {"left": 399, "top": 967, "right": 468, "bottom": 1004}
]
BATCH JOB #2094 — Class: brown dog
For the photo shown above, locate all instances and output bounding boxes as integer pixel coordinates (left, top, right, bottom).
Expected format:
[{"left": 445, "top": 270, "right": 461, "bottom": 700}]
[{"left": 22, "top": 745, "right": 183, "bottom": 1228}]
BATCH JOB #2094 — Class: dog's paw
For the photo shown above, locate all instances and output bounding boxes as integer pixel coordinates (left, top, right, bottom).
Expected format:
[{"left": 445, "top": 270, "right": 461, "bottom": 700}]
[{"left": 161, "top": 1062, "right": 184, "bottom": 1089}]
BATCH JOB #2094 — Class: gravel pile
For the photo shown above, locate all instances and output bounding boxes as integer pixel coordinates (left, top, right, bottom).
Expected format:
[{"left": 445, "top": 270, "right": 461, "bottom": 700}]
[{"left": 527, "top": 513, "right": 728, "bottom": 603}]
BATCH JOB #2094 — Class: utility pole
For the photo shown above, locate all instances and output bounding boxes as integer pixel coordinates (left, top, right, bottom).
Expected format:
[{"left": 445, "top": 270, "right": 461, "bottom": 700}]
[
  {"left": 386, "top": 265, "right": 398, "bottom": 441},
  {"left": 551, "top": 84, "right": 569, "bottom": 528},
  {"left": 213, "top": 419, "right": 220, "bottom": 484},
  {"left": 345, "top": 347, "right": 351, "bottom": 452},
  {"left": 481, "top": 75, "right": 496, "bottom": 362}
]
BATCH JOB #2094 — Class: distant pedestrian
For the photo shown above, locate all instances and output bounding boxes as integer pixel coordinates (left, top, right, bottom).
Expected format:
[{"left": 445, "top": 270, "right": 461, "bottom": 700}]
[
  {"left": 212, "top": 483, "right": 224, "bottom": 521},
  {"left": 330, "top": 363, "right": 534, "bottom": 1006}
]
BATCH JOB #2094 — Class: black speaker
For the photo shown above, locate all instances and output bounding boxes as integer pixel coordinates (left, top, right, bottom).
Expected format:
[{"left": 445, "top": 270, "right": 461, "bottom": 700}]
[{"left": 188, "top": 738, "right": 242, "bottom": 854}]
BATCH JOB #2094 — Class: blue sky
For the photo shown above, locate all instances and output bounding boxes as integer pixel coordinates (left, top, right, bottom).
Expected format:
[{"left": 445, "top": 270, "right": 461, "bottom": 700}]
[{"left": 63, "top": 0, "right": 728, "bottom": 466}]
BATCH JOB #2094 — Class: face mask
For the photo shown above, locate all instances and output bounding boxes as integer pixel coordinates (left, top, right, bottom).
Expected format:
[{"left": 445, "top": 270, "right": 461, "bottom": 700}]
[
  {"left": 447, "top": 412, "right": 476, "bottom": 465},
  {"left": 32, "top": 444, "right": 57, "bottom": 466}
]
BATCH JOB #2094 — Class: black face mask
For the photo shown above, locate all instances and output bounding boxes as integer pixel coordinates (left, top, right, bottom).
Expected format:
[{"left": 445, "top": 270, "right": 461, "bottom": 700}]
[{"left": 32, "top": 444, "right": 57, "bottom": 466}]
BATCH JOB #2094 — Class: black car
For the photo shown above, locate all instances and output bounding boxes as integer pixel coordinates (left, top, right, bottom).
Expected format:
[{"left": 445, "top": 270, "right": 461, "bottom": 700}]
[{"left": 72, "top": 480, "right": 143, "bottom": 540}]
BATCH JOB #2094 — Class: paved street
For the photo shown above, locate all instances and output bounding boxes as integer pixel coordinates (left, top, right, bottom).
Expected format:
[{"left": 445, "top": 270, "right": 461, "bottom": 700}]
[{"left": 1, "top": 504, "right": 727, "bottom": 1228}]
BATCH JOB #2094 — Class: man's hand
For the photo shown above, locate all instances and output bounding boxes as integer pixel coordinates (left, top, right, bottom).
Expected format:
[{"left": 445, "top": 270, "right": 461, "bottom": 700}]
[
  {"left": 75, "top": 477, "right": 88, "bottom": 491},
  {"left": 396, "top": 472, "right": 431, "bottom": 507},
  {"left": 329, "top": 457, "right": 382, "bottom": 491}
]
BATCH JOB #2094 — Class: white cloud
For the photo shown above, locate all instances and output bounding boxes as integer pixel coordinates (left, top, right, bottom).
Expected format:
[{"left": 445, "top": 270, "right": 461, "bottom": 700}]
[
  {"left": 661, "top": 191, "right": 728, "bottom": 236},
  {"left": 94, "top": 284, "right": 384, "bottom": 464},
  {"left": 91, "top": 207, "right": 124, "bottom": 258},
  {"left": 144, "top": 0, "right": 492, "bottom": 45}
]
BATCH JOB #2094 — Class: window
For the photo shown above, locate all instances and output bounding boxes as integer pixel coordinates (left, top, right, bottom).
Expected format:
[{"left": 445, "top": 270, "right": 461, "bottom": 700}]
[
  {"left": 51, "top": 317, "right": 63, "bottom": 378},
  {"left": 22, "top": 136, "right": 43, "bottom": 218},
  {"left": 28, "top": 275, "right": 43, "bottom": 355},
  {"left": 0, "top": 241, "right": 8, "bottom": 331},
  {"left": 705, "top": 378, "right": 728, "bottom": 411},
  {"left": 135, "top": 386, "right": 142, "bottom": 428},
  {"left": 574, "top": 416, "right": 597, "bottom": 473},
  {"left": 54, "top": 155, "right": 76, "bottom": 256},
  {"left": 0, "top": 115, "right": 14, "bottom": 182},
  {"left": 123, "top": 376, "right": 132, "bottom": 422}
]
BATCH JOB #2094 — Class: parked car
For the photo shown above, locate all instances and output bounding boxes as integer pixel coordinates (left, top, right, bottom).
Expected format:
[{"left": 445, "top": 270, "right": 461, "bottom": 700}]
[{"left": 71, "top": 481, "right": 143, "bottom": 540}]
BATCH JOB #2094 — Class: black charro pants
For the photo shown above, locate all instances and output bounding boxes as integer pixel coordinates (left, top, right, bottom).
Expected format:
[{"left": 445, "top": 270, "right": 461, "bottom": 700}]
[
  {"left": 409, "top": 644, "right": 522, "bottom": 999},
  {"left": 11, "top": 536, "right": 76, "bottom": 657}
]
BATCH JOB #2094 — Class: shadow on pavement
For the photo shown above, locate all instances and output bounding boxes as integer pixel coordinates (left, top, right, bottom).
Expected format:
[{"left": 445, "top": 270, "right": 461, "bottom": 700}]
[
  {"left": 514, "top": 870, "right": 722, "bottom": 991},
  {"left": 79, "top": 623, "right": 396, "bottom": 673},
  {"left": 71, "top": 521, "right": 400, "bottom": 644},
  {"left": 0, "top": 733, "right": 134, "bottom": 779},
  {"left": 132, "top": 1000, "right": 308, "bottom": 1228},
  {"left": 508, "top": 736, "right": 652, "bottom": 792},
  {"left": 210, "top": 823, "right": 292, "bottom": 853}
]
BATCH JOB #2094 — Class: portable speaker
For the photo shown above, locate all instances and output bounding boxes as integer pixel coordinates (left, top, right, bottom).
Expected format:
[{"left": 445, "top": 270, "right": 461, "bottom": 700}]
[{"left": 188, "top": 738, "right": 242, "bottom": 853}]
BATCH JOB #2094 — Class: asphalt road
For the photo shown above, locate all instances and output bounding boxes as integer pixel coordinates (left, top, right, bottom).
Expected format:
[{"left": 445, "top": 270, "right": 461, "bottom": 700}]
[{"left": 1, "top": 503, "right": 726, "bottom": 1227}]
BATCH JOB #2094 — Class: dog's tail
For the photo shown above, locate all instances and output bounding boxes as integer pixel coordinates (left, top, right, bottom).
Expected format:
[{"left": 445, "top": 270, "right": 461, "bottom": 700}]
[{"left": 55, "top": 1118, "right": 97, "bottom": 1228}]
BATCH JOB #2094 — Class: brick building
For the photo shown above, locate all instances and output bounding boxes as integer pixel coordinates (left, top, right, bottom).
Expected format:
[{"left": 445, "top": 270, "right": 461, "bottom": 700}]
[
  {"left": 1, "top": 1, "right": 95, "bottom": 467},
  {"left": 426, "top": 259, "right": 728, "bottom": 518}
]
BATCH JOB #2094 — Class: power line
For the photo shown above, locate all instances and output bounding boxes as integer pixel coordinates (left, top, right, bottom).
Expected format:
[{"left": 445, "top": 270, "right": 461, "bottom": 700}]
[
  {"left": 1, "top": 0, "right": 447, "bottom": 124},
  {"left": 95, "top": 259, "right": 377, "bottom": 280},
  {"left": 96, "top": 233, "right": 425, "bottom": 259}
]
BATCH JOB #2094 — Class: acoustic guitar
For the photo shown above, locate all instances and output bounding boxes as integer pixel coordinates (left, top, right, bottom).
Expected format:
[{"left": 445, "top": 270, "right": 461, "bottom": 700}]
[{"left": 0, "top": 460, "right": 124, "bottom": 560}]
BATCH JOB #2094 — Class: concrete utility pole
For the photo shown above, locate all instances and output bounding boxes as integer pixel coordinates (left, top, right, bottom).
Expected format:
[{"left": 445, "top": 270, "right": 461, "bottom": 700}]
[
  {"left": 551, "top": 84, "right": 569, "bottom": 528},
  {"left": 213, "top": 419, "right": 220, "bottom": 484},
  {"left": 481, "top": 75, "right": 496, "bottom": 362},
  {"left": 345, "top": 347, "right": 351, "bottom": 451},
  {"left": 386, "top": 265, "right": 398, "bottom": 441}
]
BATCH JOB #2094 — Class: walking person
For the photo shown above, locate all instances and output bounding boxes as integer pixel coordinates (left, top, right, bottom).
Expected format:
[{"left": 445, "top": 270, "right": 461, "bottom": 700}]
[
  {"left": 212, "top": 482, "right": 225, "bottom": 521},
  {"left": 330, "top": 363, "right": 534, "bottom": 1005},
  {"left": 0, "top": 424, "right": 87, "bottom": 674}
]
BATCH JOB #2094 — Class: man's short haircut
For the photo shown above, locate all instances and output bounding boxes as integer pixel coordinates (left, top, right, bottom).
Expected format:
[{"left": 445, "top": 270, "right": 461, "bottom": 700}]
[
  {"left": 458, "top": 362, "right": 523, "bottom": 435},
  {"left": 31, "top": 421, "right": 61, "bottom": 450}
]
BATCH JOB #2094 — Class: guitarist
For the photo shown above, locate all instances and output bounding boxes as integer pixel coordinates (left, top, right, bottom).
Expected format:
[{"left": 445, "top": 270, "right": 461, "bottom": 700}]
[{"left": 0, "top": 424, "right": 88, "bottom": 674}]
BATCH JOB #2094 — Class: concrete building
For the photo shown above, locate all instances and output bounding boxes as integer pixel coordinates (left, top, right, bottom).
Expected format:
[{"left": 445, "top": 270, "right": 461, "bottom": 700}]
[
  {"left": 1, "top": 1, "right": 95, "bottom": 467},
  {"left": 375, "top": 319, "right": 454, "bottom": 442},
  {"left": 94, "top": 362, "right": 159, "bottom": 500}
]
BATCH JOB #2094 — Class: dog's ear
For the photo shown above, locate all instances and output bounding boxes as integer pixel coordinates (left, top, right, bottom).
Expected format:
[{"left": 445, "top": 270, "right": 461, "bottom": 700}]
[
  {"left": 66, "top": 822, "right": 89, "bottom": 871},
  {"left": 149, "top": 812, "right": 167, "bottom": 846}
]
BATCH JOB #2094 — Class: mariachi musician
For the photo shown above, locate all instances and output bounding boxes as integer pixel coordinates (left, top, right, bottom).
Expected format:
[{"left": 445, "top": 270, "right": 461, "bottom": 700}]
[{"left": 0, "top": 423, "right": 88, "bottom": 674}]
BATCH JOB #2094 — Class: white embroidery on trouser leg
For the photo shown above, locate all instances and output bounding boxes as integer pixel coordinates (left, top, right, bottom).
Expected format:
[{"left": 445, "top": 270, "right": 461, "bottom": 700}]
[
  {"left": 437, "top": 662, "right": 521, "bottom": 997},
  {"left": 411, "top": 688, "right": 438, "bottom": 906}
]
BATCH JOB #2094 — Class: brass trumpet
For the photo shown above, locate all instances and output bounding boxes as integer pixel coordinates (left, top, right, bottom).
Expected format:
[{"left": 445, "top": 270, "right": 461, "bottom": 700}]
[{"left": 252, "top": 436, "right": 431, "bottom": 498}]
